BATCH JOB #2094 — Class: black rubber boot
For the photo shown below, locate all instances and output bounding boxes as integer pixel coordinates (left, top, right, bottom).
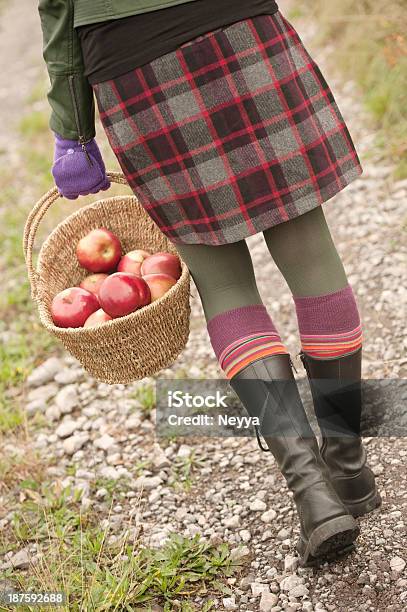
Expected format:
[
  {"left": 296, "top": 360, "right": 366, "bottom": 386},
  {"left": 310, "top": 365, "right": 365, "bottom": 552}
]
[
  {"left": 230, "top": 353, "right": 359, "bottom": 566},
  {"left": 300, "top": 348, "right": 381, "bottom": 517}
]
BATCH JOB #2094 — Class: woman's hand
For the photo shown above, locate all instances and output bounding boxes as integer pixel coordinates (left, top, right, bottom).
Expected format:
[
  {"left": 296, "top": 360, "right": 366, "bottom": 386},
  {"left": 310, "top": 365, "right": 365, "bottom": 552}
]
[{"left": 51, "top": 134, "right": 110, "bottom": 200}]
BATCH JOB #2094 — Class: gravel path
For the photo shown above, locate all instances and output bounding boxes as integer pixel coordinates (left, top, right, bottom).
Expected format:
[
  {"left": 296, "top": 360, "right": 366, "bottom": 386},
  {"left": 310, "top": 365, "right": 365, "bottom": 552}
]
[{"left": 1, "top": 1, "right": 406, "bottom": 610}]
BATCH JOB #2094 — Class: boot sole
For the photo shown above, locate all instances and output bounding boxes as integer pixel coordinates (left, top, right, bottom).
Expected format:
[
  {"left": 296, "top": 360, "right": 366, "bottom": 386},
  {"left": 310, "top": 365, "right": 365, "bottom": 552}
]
[
  {"left": 296, "top": 515, "right": 359, "bottom": 567},
  {"left": 345, "top": 489, "right": 382, "bottom": 518}
]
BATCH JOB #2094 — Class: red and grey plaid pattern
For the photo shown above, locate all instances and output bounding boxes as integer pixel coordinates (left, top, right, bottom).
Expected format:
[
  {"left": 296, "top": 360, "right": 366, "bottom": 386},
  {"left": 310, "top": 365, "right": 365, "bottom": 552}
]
[{"left": 94, "top": 11, "right": 363, "bottom": 245}]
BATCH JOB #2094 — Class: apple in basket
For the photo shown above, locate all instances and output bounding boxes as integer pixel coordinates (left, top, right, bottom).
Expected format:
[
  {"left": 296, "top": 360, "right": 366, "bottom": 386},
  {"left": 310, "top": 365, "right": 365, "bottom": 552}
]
[
  {"left": 141, "top": 252, "right": 182, "bottom": 280},
  {"left": 99, "top": 272, "right": 151, "bottom": 318},
  {"left": 84, "top": 309, "right": 113, "bottom": 328},
  {"left": 117, "top": 249, "right": 151, "bottom": 276},
  {"left": 79, "top": 273, "right": 109, "bottom": 300},
  {"left": 76, "top": 228, "right": 122, "bottom": 273},
  {"left": 51, "top": 287, "right": 99, "bottom": 328},
  {"left": 143, "top": 273, "right": 177, "bottom": 302}
]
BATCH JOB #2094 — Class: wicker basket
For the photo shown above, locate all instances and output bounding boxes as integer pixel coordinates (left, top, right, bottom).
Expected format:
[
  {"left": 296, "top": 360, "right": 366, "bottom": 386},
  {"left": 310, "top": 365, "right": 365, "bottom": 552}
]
[{"left": 23, "top": 172, "right": 191, "bottom": 384}]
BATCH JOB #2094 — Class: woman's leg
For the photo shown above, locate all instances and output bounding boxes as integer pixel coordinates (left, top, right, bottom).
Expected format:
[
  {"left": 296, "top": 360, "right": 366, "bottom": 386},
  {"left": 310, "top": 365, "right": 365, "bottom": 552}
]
[
  {"left": 175, "top": 240, "right": 262, "bottom": 321},
  {"left": 176, "top": 238, "right": 359, "bottom": 564},
  {"left": 175, "top": 240, "right": 287, "bottom": 379},
  {"left": 263, "top": 206, "right": 362, "bottom": 359},
  {"left": 263, "top": 207, "right": 380, "bottom": 517}
]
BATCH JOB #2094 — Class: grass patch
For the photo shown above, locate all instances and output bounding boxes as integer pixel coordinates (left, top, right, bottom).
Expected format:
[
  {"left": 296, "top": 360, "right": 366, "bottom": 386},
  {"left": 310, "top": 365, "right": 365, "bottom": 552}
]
[
  {"left": 134, "top": 459, "right": 153, "bottom": 477},
  {"left": 0, "top": 401, "right": 24, "bottom": 434},
  {"left": 294, "top": 0, "right": 407, "bottom": 177},
  {"left": 0, "top": 445, "right": 48, "bottom": 497},
  {"left": 131, "top": 383, "right": 156, "bottom": 416},
  {"left": 93, "top": 475, "right": 133, "bottom": 502},
  {"left": 171, "top": 451, "right": 206, "bottom": 492},
  {"left": 0, "top": 483, "right": 240, "bottom": 611}
]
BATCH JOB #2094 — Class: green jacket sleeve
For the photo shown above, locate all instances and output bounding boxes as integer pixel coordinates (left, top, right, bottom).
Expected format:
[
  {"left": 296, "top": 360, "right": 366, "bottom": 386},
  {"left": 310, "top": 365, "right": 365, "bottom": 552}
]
[{"left": 38, "top": 0, "right": 95, "bottom": 141}]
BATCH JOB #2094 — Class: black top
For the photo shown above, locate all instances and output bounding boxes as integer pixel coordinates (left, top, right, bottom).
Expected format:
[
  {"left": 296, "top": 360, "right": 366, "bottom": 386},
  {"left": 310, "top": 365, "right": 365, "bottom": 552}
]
[{"left": 77, "top": 0, "right": 279, "bottom": 84}]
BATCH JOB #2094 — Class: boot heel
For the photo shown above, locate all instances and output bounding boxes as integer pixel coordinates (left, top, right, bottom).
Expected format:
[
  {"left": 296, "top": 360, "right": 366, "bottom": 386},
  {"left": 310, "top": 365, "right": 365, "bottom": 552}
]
[
  {"left": 346, "top": 489, "right": 382, "bottom": 517},
  {"left": 298, "top": 515, "right": 359, "bottom": 567}
]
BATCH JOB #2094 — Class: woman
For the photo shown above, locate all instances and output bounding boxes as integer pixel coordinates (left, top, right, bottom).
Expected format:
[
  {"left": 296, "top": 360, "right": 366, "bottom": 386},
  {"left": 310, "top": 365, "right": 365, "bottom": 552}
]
[{"left": 38, "top": 0, "right": 381, "bottom": 566}]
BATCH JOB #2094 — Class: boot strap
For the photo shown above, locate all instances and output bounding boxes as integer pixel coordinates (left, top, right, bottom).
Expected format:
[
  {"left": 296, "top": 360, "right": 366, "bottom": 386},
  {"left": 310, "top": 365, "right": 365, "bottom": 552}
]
[{"left": 255, "top": 425, "right": 271, "bottom": 453}]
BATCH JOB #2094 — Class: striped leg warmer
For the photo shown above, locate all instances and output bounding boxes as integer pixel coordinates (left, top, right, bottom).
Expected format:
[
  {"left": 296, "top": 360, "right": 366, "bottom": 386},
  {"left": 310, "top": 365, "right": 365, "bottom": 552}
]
[
  {"left": 207, "top": 305, "right": 288, "bottom": 379},
  {"left": 294, "top": 284, "right": 362, "bottom": 359}
]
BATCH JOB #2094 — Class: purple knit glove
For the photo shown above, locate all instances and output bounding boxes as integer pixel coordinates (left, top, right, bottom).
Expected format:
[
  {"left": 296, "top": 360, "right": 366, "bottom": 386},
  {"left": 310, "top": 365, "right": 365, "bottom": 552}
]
[{"left": 52, "top": 134, "right": 110, "bottom": 200}]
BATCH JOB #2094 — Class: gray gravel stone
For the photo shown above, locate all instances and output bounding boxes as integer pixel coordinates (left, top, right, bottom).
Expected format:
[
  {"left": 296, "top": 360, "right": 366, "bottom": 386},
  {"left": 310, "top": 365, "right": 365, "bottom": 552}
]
[
  {"left": 45, "top": 405, "right": 61, "bottom": 422},
  {"left": 390, "top": 556, "right": 406, "bottom": 573},
  {"left": 94, "top": 433, "right": 116, "bottom": 451},
  {"left": 260, "top": 592, "right": 279, "bottom": 611},
  {"left": 290, "top": 584, "right": 309, "bottom": 598},
  {"left": 250, "top": 499, "right": 267, "bottom": 512},
  {"left": 251, "top": 583, "right": 270, "bottom": 596},
  {"left": 134, "top": 476, "right": 162, "bottom": 491},
  {"left": 55, "top": 384, "right": 79, "bottom": 414},
  {"left": 239, "top": 529, "right": 252, "bottom": 543},
  {"left": 2, "top": 547, "right": 31, "bottom": 570},
  {"left": 284, "top": 555, "right": 299, "bottom": 573},
  {"left": 125, "top": 415, "right": 142, "bottom": 430},
  {"left": 224, "top": 515, "right": 240, "bottom": 529},
  {"left": 63, "top": 434, "right": 89, "bottom": 455},
  {"left": 99, "top": 466, "right": 121, "bottom": 480},
  {"left": 223, "top": 596, "right": 237, "bottom": 610},
  {"left": 261, "top": 509, "right": 277, "bottom": 523},
  {"left": 280, "top": 575, "right": 303, "bottom": 593},
  {"left": 27, "top": 383, "right": 58, "bottom": 405},
  {"left": 54, "top": 369, "right": 83, "bottom": 385},
  {"left": 26, "top": 358, "right": 61, "bottom": 387},
  {"left": 230, "top": 546, "right": 251, "bottom": 563},
  {"left": 26, "top": 399, "right": 45, "bottom": 415},
  {"left": 177, "top": 444, "right": 192, "bottom": 458},
  {"left": 56, "top": 420, "right": 79, "bottom": 438}
]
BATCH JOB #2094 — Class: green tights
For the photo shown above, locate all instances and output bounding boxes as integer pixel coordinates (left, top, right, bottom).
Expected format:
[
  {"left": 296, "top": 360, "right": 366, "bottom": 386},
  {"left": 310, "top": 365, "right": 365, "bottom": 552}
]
[{"left": 175, "top": 207, "right": 348, "bottom": 321}]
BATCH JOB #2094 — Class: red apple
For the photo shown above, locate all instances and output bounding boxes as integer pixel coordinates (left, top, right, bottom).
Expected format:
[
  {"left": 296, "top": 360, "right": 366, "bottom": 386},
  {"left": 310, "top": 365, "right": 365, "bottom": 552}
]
[
  {"left": 51, "top": 287, "right": 99, "bottom": 328},
  {"left": 141, "top": 252, "right": 181, "bottom": 280},
  {"left": 142, "top": 273, "right": 177, "bottom": 302},
  {"left": 117, "top": 249, "right": 151, "bottom": 276},
  {"left": 79, "top": 273, "right": 109, "bottom": 300},
  {"left": 99, "top": 272, "right": 151, "bottom": 318},
  {"left": 76, "top": 228, "right": 122, "bottom": 273},
  {"left": 84, "top": 308, "right": 113, "bottom": 328}
]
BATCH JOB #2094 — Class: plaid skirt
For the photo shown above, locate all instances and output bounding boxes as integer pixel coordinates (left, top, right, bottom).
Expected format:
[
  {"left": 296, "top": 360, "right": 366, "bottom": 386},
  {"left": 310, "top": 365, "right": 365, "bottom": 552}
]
[{"left": 94, "top": 11, "right": 363, "bottom": 246}]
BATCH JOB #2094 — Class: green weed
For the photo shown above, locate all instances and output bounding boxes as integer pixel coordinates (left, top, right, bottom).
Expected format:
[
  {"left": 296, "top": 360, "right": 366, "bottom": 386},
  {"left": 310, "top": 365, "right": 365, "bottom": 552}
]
[
  {"left": 171, "top": 451, "right": 206, "bottom": 491},
  {"left": 0, "top": 483, "right": 240, "bottom": 611},
  {"left": 134, "top": 459, "right": 153, "bottom": 477},
  {"left": 131, "top": 384, "right": 156, "bottom": 416},
  {"left": 0, "top": 402, "right": 24, "bottom": 434},
  {"left": 93, "top": 476, "right": 132, "bottom": 502}
]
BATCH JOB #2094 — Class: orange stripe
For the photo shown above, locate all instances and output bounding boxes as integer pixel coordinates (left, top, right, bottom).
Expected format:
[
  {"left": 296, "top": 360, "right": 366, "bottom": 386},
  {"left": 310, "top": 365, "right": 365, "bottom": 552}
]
[
  {"left": 226, "top": 346, "right": 287, "bottom": 379},
  {"left": 302, "top": 339, "right": 362, "bottom": 351}
]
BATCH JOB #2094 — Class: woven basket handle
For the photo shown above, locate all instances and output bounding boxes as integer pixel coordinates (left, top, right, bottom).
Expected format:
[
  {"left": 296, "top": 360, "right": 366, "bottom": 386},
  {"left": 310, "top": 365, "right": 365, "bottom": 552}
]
[{"left": 23, "top": 172, "right": 129, "bottom": 300}]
